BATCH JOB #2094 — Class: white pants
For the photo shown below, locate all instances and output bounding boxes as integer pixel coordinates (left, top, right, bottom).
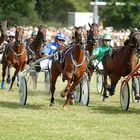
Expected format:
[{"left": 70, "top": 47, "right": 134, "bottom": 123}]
[
  {"left": 40, "top": 59, "right": 52, "bottom": 70},
  {"left": 92, "top": 60, "right": 103, "bottom": 70}
]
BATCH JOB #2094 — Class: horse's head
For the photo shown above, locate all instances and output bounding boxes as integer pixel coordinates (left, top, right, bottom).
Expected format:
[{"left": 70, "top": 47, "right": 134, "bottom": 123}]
[
  {"left": 86, "top": 23, "right": 99, "bottom": 55},
  {"left": 15, "top": 27, "right": 24, "bottom": 44},
  {"left": 73, "top": 26, "right": 87, "bottom": 49},
  {"left": 129, "top": 31, "right": 140, "bottom": 54},
  {"left": 36, "top": 26, "right": 46, "bottom": 43},
  {"left": 87, "top": 23, "right": 99, "bottom": 44},
  {"left": 0, "top": 19, "right": 7, "bottom": 35}
]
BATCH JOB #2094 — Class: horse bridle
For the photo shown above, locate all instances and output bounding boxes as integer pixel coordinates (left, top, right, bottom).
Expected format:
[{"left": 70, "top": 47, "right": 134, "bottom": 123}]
[
  {"left": 126, "top": 32, "right": 140, "bottom": 58},
  {"left": 72, "top": 27, "right": 87, "bottom": 49}
]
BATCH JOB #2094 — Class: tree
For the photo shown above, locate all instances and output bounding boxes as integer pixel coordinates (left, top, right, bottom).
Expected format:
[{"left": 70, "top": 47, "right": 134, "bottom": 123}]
[
  {"left": 99, "top": 0, "right": 140, "bottom": 29},
  {"left": 0, "top": 0, "right": 39, "bottom": 26}
]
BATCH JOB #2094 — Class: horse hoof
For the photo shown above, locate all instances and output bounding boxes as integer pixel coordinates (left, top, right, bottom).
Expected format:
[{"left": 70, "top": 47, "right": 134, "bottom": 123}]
[
  {"left": 69, "top": 99, "right": 75, "bottom": 105},
  {"left": 60, "top": 91, "right": 66, "bottom": 98},
  {"left": 109, "top": 92, "right": 114, "bottom": 96},
  {"left": 102, "top": 96, "right": 108, "bottom": 102},
  {"left": 49, "top": 103, "right": 55, "bottom": 107},
  {"left": 8, "top": 88, "right": 13, "bottom": 92},
  {"left": 63, "top": 105, "right": 67, "bottom": 110},
  {"left": 135, "top": 94, "right": 140, "bottom": 100},
  {"left": 6, "top": 78, "right": 11, "bottom": 84},
  {"left": 1, "top": 87, "right": 4, "bottom": 89}
]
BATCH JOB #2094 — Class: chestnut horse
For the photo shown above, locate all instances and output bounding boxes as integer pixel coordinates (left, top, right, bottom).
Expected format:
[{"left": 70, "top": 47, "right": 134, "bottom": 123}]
[
  {"left": 1, "top": 27, "right": 27, "bottom": 91},
  {"left": 102, "top": 31, "right": 140, "bottom": 101},
  {"left": 50, "top": 26, "right": 88, "bottom": 108},
  {"left": 30, "top": 26, "right": 46, "bottom": 59}
]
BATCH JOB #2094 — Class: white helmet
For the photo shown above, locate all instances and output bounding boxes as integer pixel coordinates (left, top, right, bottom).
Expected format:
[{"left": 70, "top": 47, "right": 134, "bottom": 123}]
[{"left": 9, "top": 31, "right": 15, "bottom": 37}]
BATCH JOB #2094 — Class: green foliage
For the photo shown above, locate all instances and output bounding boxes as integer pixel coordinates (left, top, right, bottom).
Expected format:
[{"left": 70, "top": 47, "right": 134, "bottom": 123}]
[
  {"left": 35, "top": 0, "right": 76, "bottom": 26},
  {"left": 0, "top": 0, "right": 39, "bottom": 26},
  {"left": 100, "top": 0, "right": 140, "bottom": 29}
]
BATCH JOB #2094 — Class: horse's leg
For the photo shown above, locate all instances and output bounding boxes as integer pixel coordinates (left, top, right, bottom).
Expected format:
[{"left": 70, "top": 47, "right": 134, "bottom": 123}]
[
  {"left": 6, "top": 65, "right": 11, "bottom": 84},
  {"left": 60, "top": 79, "right": 72, "bottom": 98},
  {"left": 63, "top": 79, "right": 79, "bottom": 108},
  {"left": 102, "top": 71, "right": 108, "bottom": 101},
  {"left": 1, "top": 63, "right": 8, "bottom": 89},
  {"left": 9, "top": 68, "right": 19, "bottom": 91},
  {"left": 108, "top": 75, "right": 120, "bottom": 96},
  {"left": 50, "top": 63, "right": 61, "bottom": 106}
]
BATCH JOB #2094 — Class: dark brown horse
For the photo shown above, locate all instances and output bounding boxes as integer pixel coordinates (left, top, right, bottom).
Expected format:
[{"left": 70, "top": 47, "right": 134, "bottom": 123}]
[
  {"left": 86, "top": 23, "right": 99, "bottom": 56},
  {"left": 102, "top": 31, "right": 140, "bottom": 101},
  {"left": 1, "top": 27, "right": 27, "bottom": 91},
  {"left": 0, "top": 19, "right": 7, "bottom": 45},
  {"left": 50, "top": 26, "right": 88, "bottom": 108},
  {"left": 86, "top": 23, "right": 100, "bottom": 79},
  {"left": 30, "top": 26, "right": 46, "bottom": 59}
]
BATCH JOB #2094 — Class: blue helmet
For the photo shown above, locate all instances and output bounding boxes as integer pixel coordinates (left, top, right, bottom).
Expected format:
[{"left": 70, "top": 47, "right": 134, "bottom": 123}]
[
  {"left": 56, "top": 32, "right": 66, "bottom": 41},
  {"left": 31, "top": 31, "right": 37, "bottom": 36}
]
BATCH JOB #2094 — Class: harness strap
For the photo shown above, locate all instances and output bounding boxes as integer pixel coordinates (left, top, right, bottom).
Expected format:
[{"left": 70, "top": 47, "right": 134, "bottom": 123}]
[{"left": 70, "top": 50, "right": 86, "bottom": 75}]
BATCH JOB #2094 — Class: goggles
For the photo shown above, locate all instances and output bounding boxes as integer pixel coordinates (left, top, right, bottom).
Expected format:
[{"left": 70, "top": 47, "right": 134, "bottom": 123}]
[{"left": 57, "top": 38, "right": 65, "bottom": 42}]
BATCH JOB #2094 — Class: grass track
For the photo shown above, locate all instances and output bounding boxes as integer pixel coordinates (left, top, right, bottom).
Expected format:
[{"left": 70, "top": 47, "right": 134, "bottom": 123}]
[{"left": 0, "top": 67, "right": 140, "bottom": 140}]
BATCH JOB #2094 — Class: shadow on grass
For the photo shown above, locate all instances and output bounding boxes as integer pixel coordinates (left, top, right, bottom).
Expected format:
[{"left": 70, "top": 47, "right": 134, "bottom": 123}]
[
  {"left": 88, "top": 103, "right": 140, "bottom": 115},
  {"left": 0, "top": 101, "right": 44, "bottom": 110}
]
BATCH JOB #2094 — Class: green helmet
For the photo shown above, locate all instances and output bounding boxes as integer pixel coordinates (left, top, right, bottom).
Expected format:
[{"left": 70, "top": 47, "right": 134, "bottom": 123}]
[{"left": 103, "top": 34, "right": 111, "bottom": 40}]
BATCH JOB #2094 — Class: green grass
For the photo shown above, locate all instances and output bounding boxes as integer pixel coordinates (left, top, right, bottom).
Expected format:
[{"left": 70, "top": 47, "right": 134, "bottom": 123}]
[{"left": 0, "top": 67, "right": 140, "bottom": 140}]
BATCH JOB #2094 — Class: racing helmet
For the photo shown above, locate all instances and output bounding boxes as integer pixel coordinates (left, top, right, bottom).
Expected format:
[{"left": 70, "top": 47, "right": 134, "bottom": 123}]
[
  {"left": 103, "top": 34, "right": 111, "bottom": 41},
  {"left": 56, "top": 32, "right": 66, "bottom": 41},
  {"left": 31, "top": 31, "right": 37, "bottom": 36},
  {"left": 9, "top": 31, "right": 15, "bottom": 37}
]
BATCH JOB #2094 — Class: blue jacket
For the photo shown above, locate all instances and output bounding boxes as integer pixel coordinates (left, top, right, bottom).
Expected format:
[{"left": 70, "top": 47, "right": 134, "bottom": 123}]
[{"left": 41, "top": 41, "right": 59, "bottom": 55}]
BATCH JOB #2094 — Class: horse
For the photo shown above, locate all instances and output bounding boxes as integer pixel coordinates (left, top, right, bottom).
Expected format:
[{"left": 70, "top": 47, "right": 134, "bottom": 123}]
[
  {"left": 29, "top": 26, "right": 46, "bottom": 59},
  {"left": 86, "top": 23, "right": 100, "bottom": 56},
  {"left": 50, "top": 26, "right": 88, "bottom": 108},
  {"left": 102, "top": 31, "right": 140, "bottom": 101},
  {"left": 0, "top": 19, "right": 13, "bottom": 84},
  {"left": 86, "top": 23, "right": 100, "bottom": 79},
  {"left": 0, "top": 19, "right": 7, "bottom": 45},
  {"left": 1, "top": 26, "right": 27, "bottom": 91}
]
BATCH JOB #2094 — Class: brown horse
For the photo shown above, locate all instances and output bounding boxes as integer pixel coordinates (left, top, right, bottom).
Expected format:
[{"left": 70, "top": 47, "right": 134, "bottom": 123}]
[
  {"left": 1, "top": 27, "right": 27, "bottom": 91},
  {"left": 0, "top": 19, "right": 7, "bottom": 45},
  {"left": 50, "top": 26, "right": 88, "bottom": 108},
  {"left": 102, "top": 31, "right": 140, "bottom": 101},
  {"left": 30, "top": 26, "right": 46, "bottom": 59},
  {"left": 86, "top": 23, "right": 99, "bottom": 56},
  {"left": 86, "top": 23, "right": 100, "bottom": 79}
]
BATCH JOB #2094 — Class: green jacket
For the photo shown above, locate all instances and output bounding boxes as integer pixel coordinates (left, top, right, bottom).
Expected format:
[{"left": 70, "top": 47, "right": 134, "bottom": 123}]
[{"left": 92, "top": 44, "right": 110, "bottom": 61}]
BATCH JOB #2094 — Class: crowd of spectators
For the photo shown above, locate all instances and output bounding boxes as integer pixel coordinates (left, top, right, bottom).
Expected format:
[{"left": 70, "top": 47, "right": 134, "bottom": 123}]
[{"left": 5, "top": 24, "right": 134, "bottom": 47}]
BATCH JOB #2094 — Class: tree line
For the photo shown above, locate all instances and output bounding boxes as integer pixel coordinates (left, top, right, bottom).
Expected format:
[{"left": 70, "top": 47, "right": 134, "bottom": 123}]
[{"left": 0, "top": 0, "right": 140, "bottom": 29}]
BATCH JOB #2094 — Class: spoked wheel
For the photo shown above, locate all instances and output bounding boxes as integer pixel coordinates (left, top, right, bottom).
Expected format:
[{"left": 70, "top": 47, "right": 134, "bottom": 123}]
[
  {"left": 74, "top": 83, "right": 81, "bottom": 102},
  {"left": 30, "top": 71, "right": 38, "bottom": 89},
  {"left": 19, "top": 76, "right": 27, "bottom": 105},
  {"left": 120, "top": 80, "right": 130, "bottom": 111},
  {"left": 131, "top": 77, "right": 140, "bottom": 103},
  {"left": 96, "top": 71, "right": 104, "bottom": 94},
  {"left": 81, "top": 73, "right": 90, "bottom": 106},
  {"left": 44, "top": 70, "right": 51, "bottom": 94}
]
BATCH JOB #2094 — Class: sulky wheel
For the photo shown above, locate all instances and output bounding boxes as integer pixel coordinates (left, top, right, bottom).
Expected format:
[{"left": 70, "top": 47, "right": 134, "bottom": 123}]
[
  {"left": 120, "top": 80, "right": 130, "bottom": 111},
  {"left": 19, "top": 76, "right": 27, "bottom": 105}
]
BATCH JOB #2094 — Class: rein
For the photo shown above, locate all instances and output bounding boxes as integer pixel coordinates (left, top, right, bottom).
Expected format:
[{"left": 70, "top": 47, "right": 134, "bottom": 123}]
[
  {"left": 10, "top": 46, "right": 25, "bottom": 56},
  {"left": 70, "top": 49, "right": 86, "bottom": 75}
]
